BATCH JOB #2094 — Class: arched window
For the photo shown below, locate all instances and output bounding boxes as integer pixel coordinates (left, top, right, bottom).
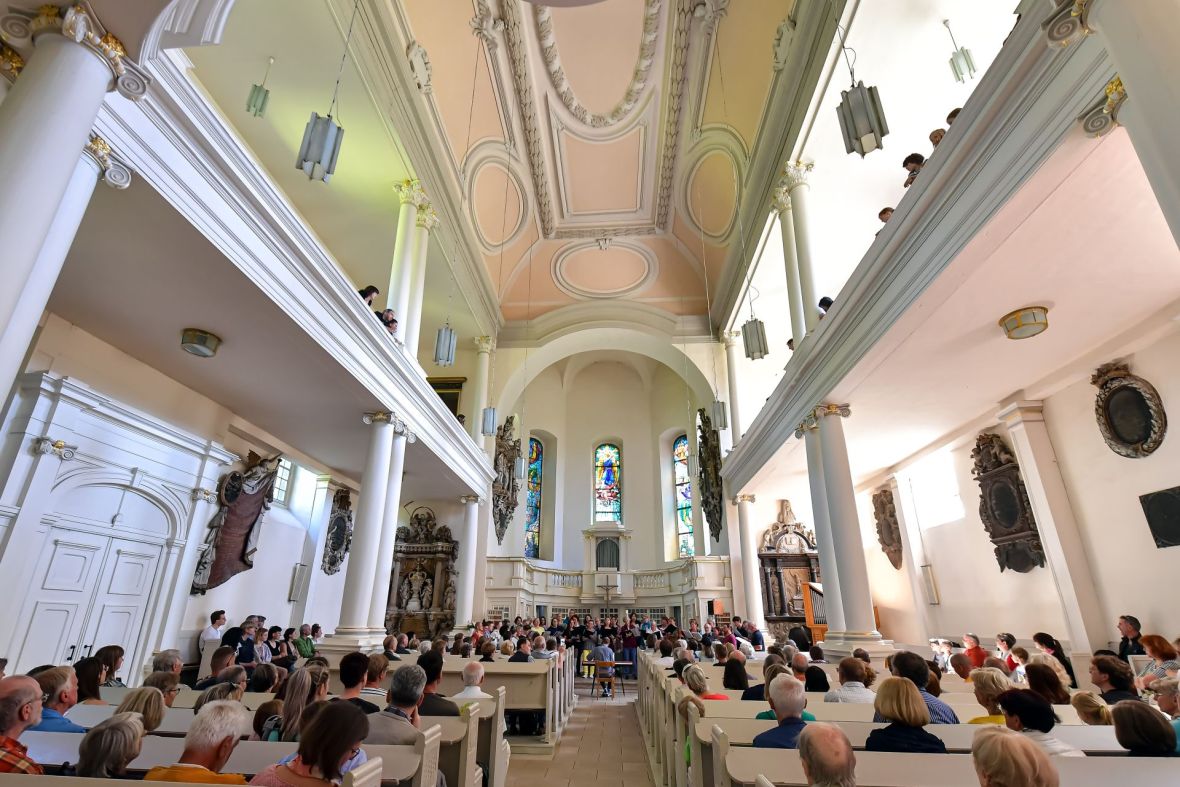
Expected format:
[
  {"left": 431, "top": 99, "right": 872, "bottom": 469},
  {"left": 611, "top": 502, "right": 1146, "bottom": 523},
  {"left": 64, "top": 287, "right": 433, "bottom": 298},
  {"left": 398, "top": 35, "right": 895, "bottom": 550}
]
[
  {"left": 525, "top": 438, "right": 543, "bottom": 559},
  {"left": 673, "top": 435, "right": 694, "bottom": 557},
  {"left": 594, "top": 443, "right": 622, "bottom": 523}
]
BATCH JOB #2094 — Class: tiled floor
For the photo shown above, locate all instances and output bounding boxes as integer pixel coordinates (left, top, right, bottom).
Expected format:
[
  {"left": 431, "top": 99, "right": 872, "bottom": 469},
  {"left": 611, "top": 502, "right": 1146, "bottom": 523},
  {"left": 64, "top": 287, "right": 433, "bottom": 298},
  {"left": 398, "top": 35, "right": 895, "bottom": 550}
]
[{"left": 506, "top": 689, "right": 653, "bottom": 787}]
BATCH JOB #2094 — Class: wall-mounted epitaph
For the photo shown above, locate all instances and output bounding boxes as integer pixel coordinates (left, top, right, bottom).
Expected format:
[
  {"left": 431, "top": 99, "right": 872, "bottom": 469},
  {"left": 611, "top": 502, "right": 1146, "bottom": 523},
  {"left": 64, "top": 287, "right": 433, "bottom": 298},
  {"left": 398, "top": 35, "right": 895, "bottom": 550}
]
[
  {"left": 191, "top": 452, "right": 281, "bottom": 593},
  {"left": 493, "top": 416, "right": 521, "bottom": 545},
  {"left": 872, "top": 487, "right": 903, "bottom": 570},
  {"left": 971, "top": 433, "right": 1045, "bottom": 573},
  {"left": 1091, "top": 362, "right": 1167, "bottom": 458},
  {"left": 697, "top": 408, "right": 723, "bottom": 542},
  {"left": 320, "top": 488, "right": 353, "bottom": 575}
]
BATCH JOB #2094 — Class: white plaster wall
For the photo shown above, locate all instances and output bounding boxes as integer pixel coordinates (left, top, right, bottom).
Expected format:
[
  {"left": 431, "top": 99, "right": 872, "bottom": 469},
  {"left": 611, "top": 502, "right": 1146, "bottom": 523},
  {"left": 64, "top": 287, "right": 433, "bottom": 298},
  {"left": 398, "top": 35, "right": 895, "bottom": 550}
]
[
  {"left": 1042, "top": 331, "right": 1180, "bottom": 642},
  {"left": 857, "top": 491, "right": 925, "bottom": 647}
]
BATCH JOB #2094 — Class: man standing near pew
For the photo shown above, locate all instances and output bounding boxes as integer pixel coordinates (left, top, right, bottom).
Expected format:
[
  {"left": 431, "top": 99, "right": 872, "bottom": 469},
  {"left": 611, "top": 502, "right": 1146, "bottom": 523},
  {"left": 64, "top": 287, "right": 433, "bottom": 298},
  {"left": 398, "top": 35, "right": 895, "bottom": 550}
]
[
  {"left": 0, "top": 675, "right": 44, "bottom": 774},
  {"left": 29, "top": 666, "right": 85, "bottom": 733},
  {"left": 753, "top": 675, "right": 808, "bottom": 749}
]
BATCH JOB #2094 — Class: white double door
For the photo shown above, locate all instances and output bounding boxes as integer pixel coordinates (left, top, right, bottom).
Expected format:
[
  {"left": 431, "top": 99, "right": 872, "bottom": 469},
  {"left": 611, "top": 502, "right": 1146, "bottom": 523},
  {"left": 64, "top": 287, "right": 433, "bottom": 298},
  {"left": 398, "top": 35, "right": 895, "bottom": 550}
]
[{"left": 11, "top": 526, "right": 162, "bottom": 679}]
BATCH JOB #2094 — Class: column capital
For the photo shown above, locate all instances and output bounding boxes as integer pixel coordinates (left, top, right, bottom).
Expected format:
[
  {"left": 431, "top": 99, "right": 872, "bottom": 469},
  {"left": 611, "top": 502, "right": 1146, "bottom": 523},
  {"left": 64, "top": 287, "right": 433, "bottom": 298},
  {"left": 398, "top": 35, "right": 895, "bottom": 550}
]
[
  {"left": 721, "top": 330, "right": 740, "bottom": 348},
  {"left": 770, "top": 183, "right": 791, "bottom": 215},
  {"left": 460, "top": 494, "right": 483, "bottom": 505},
  {"left": 1042, "top": 0, "right": 1093, "bottom": 49},
  {"left": 82, "top": 133, "right": 131, "bottom": 189},
  {"left": 473, "top": 336, "right": 496, "bottom": 353},
  {"left": 32, "top": 435, "right": 77, "bottom": 460},
  {"left": 782, "top": 161, "right": 813, "bottom": 192},
  {"left": 363, "top": 410, "right": 392, "bottom": 425},
  {"left": 794, "top": 412, "right": 818, "bottom": 438},
  {"left": 815, "top": 403, "right": 851, "bottom": 419},
  {"left": 393, "top": 178, "right": 426, "bottom": 206},
  {"left": 0, "top": 44, "right": 24, "bottom": 83},
  {"left": 732, "top": 493, "right": 755, "bottom": 505},
  {"left": 2, "top": 3, "right": 150, "bottom": 100},
  {"left": 1078, "top": 75, "right": 1126, "bottom": 138},
  {"left": 391, "top": 413, "right": 418, "bottom": 443},
  {"left": 415, "top": 204, "right": 439, "bottom": 231},
  {"left": 191, "top": 487, "right": 218, "bottom": 504}
]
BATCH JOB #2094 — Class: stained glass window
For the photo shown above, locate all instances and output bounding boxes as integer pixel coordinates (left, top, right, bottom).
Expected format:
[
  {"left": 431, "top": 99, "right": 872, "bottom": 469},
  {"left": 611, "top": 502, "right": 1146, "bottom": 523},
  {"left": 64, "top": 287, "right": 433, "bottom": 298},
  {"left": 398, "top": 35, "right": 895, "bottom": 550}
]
[
  {"left": 525, "top": 438, "right": 543, "bottom": 559},
  {"left": 594, "top": 443, "right": 622, "bottom": 523},
  {"left": 674, "top": 435, "right": 694, "bottom": 557}
]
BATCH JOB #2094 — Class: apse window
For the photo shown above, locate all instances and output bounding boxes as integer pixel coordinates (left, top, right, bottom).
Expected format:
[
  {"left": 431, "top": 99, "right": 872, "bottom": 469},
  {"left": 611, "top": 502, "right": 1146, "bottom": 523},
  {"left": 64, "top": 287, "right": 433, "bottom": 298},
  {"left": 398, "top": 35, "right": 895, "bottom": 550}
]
[
  {"left": 673, "top": 434, "right": 694, "bottom": 557},
  {"left": 271, "top": 458, "right": 294, "bottom": 506},
  {"left": 525, "top": 437, "right": 543, "bottom": 559},
  {"left": 905, "top": 448, "right": 965, "bottom": 530},
  {"left": 594, "top": 443, "right": 623, "bottom": 523}
]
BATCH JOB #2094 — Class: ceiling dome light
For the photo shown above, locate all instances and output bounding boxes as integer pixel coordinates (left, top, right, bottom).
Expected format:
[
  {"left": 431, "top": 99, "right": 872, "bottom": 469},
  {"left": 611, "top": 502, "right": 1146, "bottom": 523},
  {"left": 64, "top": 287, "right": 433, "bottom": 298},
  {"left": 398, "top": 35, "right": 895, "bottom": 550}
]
[
  {"left": 998, "top": 307, "right": 1049, "bottom": 340},
  {"left": 180, "top": 328, "right": 222, "bottom": 358}
]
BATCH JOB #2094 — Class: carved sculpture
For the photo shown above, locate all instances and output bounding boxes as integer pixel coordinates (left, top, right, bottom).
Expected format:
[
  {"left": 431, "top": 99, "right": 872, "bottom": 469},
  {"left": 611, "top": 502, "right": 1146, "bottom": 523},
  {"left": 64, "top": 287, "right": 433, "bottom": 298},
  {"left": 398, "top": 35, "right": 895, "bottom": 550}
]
[
  {"left": 1091, "top": 361, "right": 1167, "bottom": 458},
  {"left": 872, "top": 488, "right": 903, "bottom": 570},
  {"left": 388, "top": 507, "right": 458, "bottom": 638},
  {"left": 320, "top": 488, "right": 353, "bottom": 575},
  {"left": 492, "top": 416, "right": 521, "bottom": 545},
  {"left": 697, "top": 408, "right": 723, "bottom": 542},
  {"left": 192, "top": 452, "right": 281, "bottom": 594},
  {"left": 971, "top": 434, "right": 1045, "bottom": 573},
  {"left": 759, "top": 499, "right": 816, "bottom": 554}
]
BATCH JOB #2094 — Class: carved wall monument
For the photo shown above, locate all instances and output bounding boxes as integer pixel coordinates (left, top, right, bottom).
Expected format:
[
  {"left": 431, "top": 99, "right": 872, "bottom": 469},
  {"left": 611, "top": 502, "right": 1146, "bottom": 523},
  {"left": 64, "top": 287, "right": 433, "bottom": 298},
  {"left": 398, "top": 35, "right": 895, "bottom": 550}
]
[
  {"left": 971, "top": 433, "right": 1045, "bottom": 573},
  {"left": 320, "top": 488, "right": 353, "bottom": 576},
  {"left": 386, "top": 507, "right": 458, "bottom": 638},
  {"left": 191, "top": 452, "right": 281, "bottom": 594},
  {"left": 1091, "top": 361, "right": 1168, "bottom": 458},
  {"left": 872, "top": 488, "right": 903, "bottom": 570},
  {"left": 492, "top": 416, "right": 521, "bottom": 545},
  {"left": 697, "top": 408, "right": 723, "bottom": 542},
  {"left": 757, "top": 500, "right": 820, "bottom": 645}
]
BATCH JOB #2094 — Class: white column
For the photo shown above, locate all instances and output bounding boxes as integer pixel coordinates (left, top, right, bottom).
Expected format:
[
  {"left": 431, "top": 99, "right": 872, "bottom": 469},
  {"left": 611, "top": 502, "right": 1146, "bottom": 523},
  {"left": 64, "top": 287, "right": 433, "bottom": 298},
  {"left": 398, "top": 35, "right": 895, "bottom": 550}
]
[
  {"left": 469, "top": 337, "right": 495, "bottom": 441},
  {"left": 1087, "top": 2, "right": 1180, "bottom": 246},
  {"left": 402, "top": 205, "right": 438, "bottom": 358},
  {"left": 1, "top": 137, "right": 129, "bottom": 403},
  {"left": 784, "top": 163, "right": 819, "bottom": 334},
  {"left": 454, "top": 495, "right": 481, "bottom": 630},
  {"left": 772, "top": 186, "right": 805, "bottom": 347},
  {"left": 998, "top": 401, "right": 1105, "bottom": 654},
  {"left": 816, "top": 404, "right": 884, "bottom": 646},
  {"left": 722, "top": 332, "right": 743, "bottom": 442},
  {"left": 334, "top": 412, "right": 395, "bottom": 636},
  {"left": 367, "top": 418, "right": 413, "bottom": 632},
  {"left": 800, "top": 421, "right": 846, "bottom": 634},
  {"left": 389, "top": 180, "right": 423, "bottom": 342},
  {"left": 733, "top": 494, "right": 765, "bottom": 628}
]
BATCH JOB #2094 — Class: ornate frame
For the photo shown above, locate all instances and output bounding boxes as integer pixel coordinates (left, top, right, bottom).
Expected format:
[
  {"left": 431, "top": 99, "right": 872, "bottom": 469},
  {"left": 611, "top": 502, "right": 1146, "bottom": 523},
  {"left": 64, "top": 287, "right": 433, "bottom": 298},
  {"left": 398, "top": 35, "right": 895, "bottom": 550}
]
[
  {"left": 1091, "top": 362, "right": 1167, "bottom": 458},
  {"left": 872, "top": 488, "right": 903, "bottom": 571},
  {"left": 971, "top": 433, "right": 1045, "bottom": 573}
]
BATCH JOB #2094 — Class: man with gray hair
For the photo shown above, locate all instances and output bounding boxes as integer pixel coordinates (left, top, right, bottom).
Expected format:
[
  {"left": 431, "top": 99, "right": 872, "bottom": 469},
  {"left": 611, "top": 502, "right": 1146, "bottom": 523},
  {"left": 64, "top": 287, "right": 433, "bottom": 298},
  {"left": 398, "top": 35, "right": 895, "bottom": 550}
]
[
  {"left": 366, "top": 665, "right": 427, "bottom": 745},
  {"left": 29, "top": 666, "right": 84, "bottom": 732},
  {"left": 0, "top": 675, "right": 45, "bottom": 774},
  {"left": 753, "top": 674, "right": 807, "bottom": 749},
  {"left": 143, "top": 699, "right": 250, "bottom": 783},
  {"left": 152, "top": 650, "right": 183, "bottom": 675},
  {"left": 1152, "top": 677, "right": 1180, "bottom": 749},
  {"left": 452, "top": 662, "right": 493, "bottom": 701},
  {"left": 798, "top": 722, "right": 856, "bottom": 786}
]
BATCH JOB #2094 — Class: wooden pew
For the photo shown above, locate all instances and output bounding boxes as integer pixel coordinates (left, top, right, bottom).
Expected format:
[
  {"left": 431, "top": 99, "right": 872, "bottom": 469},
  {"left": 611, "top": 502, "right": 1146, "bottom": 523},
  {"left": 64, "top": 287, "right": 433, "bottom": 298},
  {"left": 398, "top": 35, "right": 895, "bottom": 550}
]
[
  {"left": 428, "top": 705, "right": 481, "bottom": 787},
  {"left": 439, "top": 659, "right": 561, "bottom": 746},
  {"left": 99, "top": 687, "right": 277, "bottom": 710},
  {"left": 468, "top": 686, "right": 510, "bottom": 787}
]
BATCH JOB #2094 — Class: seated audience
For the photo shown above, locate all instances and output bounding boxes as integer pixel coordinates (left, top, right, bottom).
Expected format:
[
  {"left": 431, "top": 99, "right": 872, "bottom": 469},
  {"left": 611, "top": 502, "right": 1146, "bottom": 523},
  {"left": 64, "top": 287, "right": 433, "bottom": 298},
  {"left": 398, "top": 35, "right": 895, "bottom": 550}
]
[
  {"left": 1025, "top": 663, "right": 1070, "bottom": 706},
  {"left": 963, "top": 633, "right": 988, "bottom": 669},
  {"left": 95, "top": 645, "right": 127, "bottom": 687},
  {"left": 453, "top": 661, "right": 493, "bottom": 701},
  {"left": 74, "top": 656, "right": 108, "bottom": 705},
  {"left": 77, "top": 711, "right": 145, "bottom": 777},
  {"left": 0, "top": 675, "right": 45, "bottom": 774},
  {"left": 1111, "top": 699, "right": 1177, "bottom": 756},
  {"left": 1117, "top": 615, "right": 1145, "bottom": 662},
  {"left": 358, "top": 285, "right": 379, "bottom": 306},
  {"left": 866, "top": 677, "right": 947, "bottom": 753},
  {"left": 683, "top": 664, "right": 728, "bottom": 702},
  {"left": 511, "top": 638, "right": 534, "bottom": 664},
  {"left": 116, "top": 686, "right": 166, "bottom": 732},
  {"left": 971, "top": 726, "right": 1060, "bottom": 787},
  {"left": 804, "top": 666, "right": 830, "bottom": 693},
  {"left": 294, "top": 625, "right": 317, "bottom": 660},
  {"left": 144, "top": 700, "right": 251, "bottom": 783},
  {"left": 798, "top": 723, "right": 855, "bottom": 787},
  {"left": 367, "top": 665, "right": 425, "bottom": 745},
  {"left": 997, "top": 689, "right": 1083, "bottom": 757},
  {"left": 145, "top": 671, "right": 182, "bottom": 707},
  {"left": 194, "top": 683, "right": 240, "bottom": 714},
  {"left": 1031, "top": 633, "right": 1076, "bottom": 688},
  {"left": 1151, "top": 677, "right": 1179, "bottom": 748},
  {"left": 499, "top": 641, "right": 515, "bottom": 659},
  {"left": 1010, "top": 646, "right": 1030, "bottom": 683},
  {"left": 30, "top": 666, "right": 85, "bottom": 732},
  {"left": 825, "top": 657, "right": 875, "bottom": 704},
  {"left": 968, "top": 668, "right": 1013, "bottom": 724},
  {"left": 248, "top": 663, "right": 280, "bottom": 694},
  {"left": 216, "top": 666, "right": 248, "bottom": 699},
  {"left": 742, "top": 655, "right": 784, "bottom": 701},
  {"left": 712, "top": 642, "right": 728, "bottom": 666},
  {"left": 926, "top": 660, "right": 945, "bottom": 697},
  {"left": 359, "top": 654, "right": 390, "bottom": 707},
  {"left": 336, "top": 652, "right": 379, "bottom": 714},
  {"left": 1069, "top": 691, "right": 1112, "bottom": 726},
  {"left": 950, "top": 653, "right": 974, "bottom": 681},
  {"left": 154, "top": 650, "right": 184, "bottom": 675},
  {"left": 381, "top": 634, "right": 401, "bottom": 663},
  {"left": 789, "top": 626, "right": 812, "bottom": 653},
  {"left": 947, "top": 107, "right": 961, "bottom": 125},
  {"left": 996, "top": 633, "right": 1019, "bottom": 672},
  {"left": 251, "top": 700, "right": 283, "bottom": 741},
  {"left": 790, "top": 653, "right": 810, "bottom": 682},
  {"left": 1088, "top": 654, "right": 1141, "bottom": 704},
  {"left": 723, "top": 658, "right": 750, "bottom": 692},
  {"left": 269, "top": 666, "right": 327, "bottom": 742},
  {"left": 903, "top": 153, "right": 925, "bottom": 187},
  {"left": 878, "top": 651, "right": 959, "bottom": 724},
  {"left": 197, "top": 647, "right": 237, "bottom": 689},
  {"left": 417, "top": 651, "right": 459, "bottom": 716},
  {"left": 1135, "top": 634, "right": 1180, "bottom": 692},
  {"left": 752, "top": 675, "right": 807, "bottom": 749},
  {"left": 234, "top": 622, "right": 259, "bottom": 670},
  {"left": 478, "top": 641, "right": 496, "bottom": 662},
  {"left": 808, "top": 646, "right": 827, "bottom": 664},
  {"left": 851, "top": 648, "right": 871, "bottom": 665}
]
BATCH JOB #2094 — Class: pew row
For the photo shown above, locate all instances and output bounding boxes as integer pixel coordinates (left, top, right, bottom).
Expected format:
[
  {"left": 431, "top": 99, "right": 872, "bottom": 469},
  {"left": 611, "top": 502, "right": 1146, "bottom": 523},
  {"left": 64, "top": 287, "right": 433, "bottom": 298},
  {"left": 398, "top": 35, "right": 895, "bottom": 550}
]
[{"left": 99, "top": 687, "right": 278, "bottom": 710}]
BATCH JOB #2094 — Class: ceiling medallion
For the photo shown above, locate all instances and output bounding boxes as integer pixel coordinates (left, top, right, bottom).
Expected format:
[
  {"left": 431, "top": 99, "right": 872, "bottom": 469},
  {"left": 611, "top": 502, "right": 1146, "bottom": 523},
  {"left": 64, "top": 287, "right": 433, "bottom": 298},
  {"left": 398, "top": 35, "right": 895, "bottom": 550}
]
[{"left": 551, "top": 239, "right": 658, "bottom": 300}]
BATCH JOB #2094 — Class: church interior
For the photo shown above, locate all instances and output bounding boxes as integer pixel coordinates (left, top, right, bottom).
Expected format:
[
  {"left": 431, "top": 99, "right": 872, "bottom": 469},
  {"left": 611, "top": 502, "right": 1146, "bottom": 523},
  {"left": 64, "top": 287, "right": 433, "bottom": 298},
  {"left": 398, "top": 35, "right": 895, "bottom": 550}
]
[{"left": 0, "top": 0, "right": 1178, "bottom": 784}]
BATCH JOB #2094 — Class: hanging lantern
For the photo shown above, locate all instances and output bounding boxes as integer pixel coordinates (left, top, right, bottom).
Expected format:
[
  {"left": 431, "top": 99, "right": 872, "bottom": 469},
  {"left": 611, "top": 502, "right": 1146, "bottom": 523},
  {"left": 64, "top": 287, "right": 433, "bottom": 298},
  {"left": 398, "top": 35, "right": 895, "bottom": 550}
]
[
  {"left": 296, "top": 112, "right": 344, "bottom": 182},
  {"left": 481, "top": 407, "right": 497, "bottom": 437},
  {"left": 945, "top": 20, "right": 976, "bottom": 84},
  {"left": 741, "top": 317, "right": 768, "bottom": 360},
  {"left": 711, "top": 400, "right": 729, "bottom": 431},
  {"left": 433, "top": 324, "right": 457, "bottom": 366},
  {"left": 246, "top": 57, "right": 274, "bottom": 118},
  {"left": 836, "top": 81, "right": 889, "bottom": 157}
]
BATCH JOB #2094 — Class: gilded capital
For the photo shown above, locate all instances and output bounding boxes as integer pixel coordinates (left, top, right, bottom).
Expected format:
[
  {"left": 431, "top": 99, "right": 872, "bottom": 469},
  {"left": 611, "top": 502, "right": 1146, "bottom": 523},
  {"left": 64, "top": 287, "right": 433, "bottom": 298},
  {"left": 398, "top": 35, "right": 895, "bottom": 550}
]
[
  {"left": 460, "top": 494, "right": 483, "bottom": 505},
  {"left": 721, "top": 330, "right": 740, "bottom": 348},
  {"left": 33, "top": 436, "right": 77, "bottom": 460},
  {"left": 394, "top": 178, "right": 426, "bottom": 206},
  {"left": 0, "top": 45, "right": 24, "bottom": 82},
  {"left": 82, "top": 133, "right": 132, "bottom": 189},
  {"left": 815, "top": 403, "right": 851, "bottom": 419},
  {"left": 733, "top": 493, "right": 756, "bottom": 505},
  {"left": 390, "top": 413, "right": 418, "bottom": 442},
  {"left": 1042, "top": 0, "right": 1091, "bottom": 49},
  {"left": 191, "top": 487, "right": 218, "bottom": 504},
  {"left": 771, "top": 184, "right": 791, "bottom": 215},
  {"left": 794, "top": 412, "right": 818, "bottom": 438},
  {"left": 782, "top": 161, "right": 813, "bottom": 192},
  {"left": 415, "top": 205, "right": 440, "bottom": 231},
  {"left": 362, "top": 411, "right": 392, "bottom": 425},
  {"left": 474, "top": 336, "right": 495, "bottom": 353}
]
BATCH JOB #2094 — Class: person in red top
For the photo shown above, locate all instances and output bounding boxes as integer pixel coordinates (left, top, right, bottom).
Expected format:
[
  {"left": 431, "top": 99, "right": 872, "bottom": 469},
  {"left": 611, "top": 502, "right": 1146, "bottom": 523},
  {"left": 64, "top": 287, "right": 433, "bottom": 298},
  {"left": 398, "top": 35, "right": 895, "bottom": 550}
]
[
  {"left": 0, "top": 675, "right": 45, "bottom": 775},
  {"left": 962, "top": 633, "right": 988, "bottom": 669},
  {"left": 996, "top": 633, "right": 1019, "bottom": 672}
]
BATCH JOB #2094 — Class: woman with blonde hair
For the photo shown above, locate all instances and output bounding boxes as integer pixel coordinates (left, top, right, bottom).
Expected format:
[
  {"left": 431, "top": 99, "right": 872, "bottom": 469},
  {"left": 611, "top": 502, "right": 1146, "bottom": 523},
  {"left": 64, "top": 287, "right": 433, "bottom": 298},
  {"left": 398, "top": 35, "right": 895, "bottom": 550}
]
[
  {"left": 193, "top": 682, "right": 238, "bottom": 714},
  {"left": 865, "top": 677, "right": 947, "bottom": 753},
  {"left": 274, "top": 665, "right": 331, "bottom": 742},
  {"left": 500, "top": 640, "right": 515, "bottom": 658},
  {"left": 971, "top": 726, "right": 1059, "bottom": 787},
  {"left": 1069, "top": 691, "right": 1112, "bottom": 726},
  {"left": 115, "top": 686, "right": 166, "bottom": 732},
  {"left": 969, "top": 668, "right": 1013, "bottom": 724},
  {"left": 683, "top": 664, "right": 728, "bottom": 702},
  {"left": 76, "top": 712, "right": 145, "bottom": 777}
]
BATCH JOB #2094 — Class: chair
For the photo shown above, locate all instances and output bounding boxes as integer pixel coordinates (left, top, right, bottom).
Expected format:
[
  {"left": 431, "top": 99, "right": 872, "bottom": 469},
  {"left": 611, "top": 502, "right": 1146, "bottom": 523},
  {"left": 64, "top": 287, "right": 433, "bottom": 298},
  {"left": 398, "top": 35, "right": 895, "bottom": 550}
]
[{"left": 594, "top": 661, "right": 621, "bottom": 699}]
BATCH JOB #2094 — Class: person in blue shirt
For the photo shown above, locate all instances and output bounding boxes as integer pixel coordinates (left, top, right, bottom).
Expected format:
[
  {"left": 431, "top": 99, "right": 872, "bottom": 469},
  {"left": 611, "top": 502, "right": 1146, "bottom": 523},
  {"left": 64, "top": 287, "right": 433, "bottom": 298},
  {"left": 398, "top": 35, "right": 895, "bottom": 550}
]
[
  {"left": 29, "top": 667, "right": 86, "bottom": 733},
  {"left": 752, "top": 674, "right": 808, "bottom": 749},
  {"left": 589, "top": 637, "right": 616, "bottom": 697},
  {"left": 873, "top": 651, "right": 960, "bottom": 725}
]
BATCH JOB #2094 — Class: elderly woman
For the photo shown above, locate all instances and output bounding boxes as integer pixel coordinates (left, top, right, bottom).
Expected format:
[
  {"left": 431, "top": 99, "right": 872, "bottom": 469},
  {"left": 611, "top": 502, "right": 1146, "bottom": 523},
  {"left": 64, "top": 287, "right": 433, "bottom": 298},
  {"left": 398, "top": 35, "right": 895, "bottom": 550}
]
[
  {"left": 115, "top": 687, "right": 166, "bottom": 733},
  {"left": 865, "top": 677, "right": 947, "bottom": 753},
  {"left": 1149, "top": 678, "right": 1180, "bottom": 752},
  {"left": 683, "top": 664, "right": 728, "bottom": 702},
  {"left": 968, "top": 668, "right": 1012, "bottom": 724},
  {"left": 1111, "top": 699, "right": 1177, "bottom": 756},
  {"left": 1069, "top": 691, "right": 1112, "bottom": 726},
  {"left": 971, "top": 726, "right": 1060, "bottom": 787},
  {"left": 76, "top": 712, "right": 145, "bottom": 777},
  {"left": 1134, "top": 635, "right": 1180, "bottom": 692},
  {"left": 144, "top": 671, "right": 182, "bottom": 708}
]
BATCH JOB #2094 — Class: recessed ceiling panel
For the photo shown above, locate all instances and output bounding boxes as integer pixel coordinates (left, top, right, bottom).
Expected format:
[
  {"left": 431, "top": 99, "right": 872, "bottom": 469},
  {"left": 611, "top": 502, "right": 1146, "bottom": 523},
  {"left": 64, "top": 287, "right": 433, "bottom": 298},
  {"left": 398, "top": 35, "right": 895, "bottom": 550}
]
[{"left": 559, "top": 126, "right": 644, "bottom": 215}]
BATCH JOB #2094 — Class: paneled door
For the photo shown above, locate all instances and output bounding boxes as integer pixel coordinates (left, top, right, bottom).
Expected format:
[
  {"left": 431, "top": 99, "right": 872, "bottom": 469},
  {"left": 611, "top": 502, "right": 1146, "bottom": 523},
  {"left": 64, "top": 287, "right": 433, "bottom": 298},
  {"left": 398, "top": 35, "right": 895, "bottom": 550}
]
[{"left": 76, "top": 538, "right": 162, "bottom": 682}]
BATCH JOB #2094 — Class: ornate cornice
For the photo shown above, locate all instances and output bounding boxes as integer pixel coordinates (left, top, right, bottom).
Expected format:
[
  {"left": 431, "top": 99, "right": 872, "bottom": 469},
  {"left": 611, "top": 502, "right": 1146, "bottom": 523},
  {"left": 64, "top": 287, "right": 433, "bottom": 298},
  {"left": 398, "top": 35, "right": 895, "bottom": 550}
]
[
  {"left": 82, "top": 133, "right": 131, "bottom": 189},
  {"left": 469, "top": 0, "right": 503, "bottom": 51},
  {"left": 654, "top": 0, "right": 694, "bottom": 230},
  {"left": 533, "top": 0, "right": 661, "bottom": 128},
  {"left": 721, "top": 330, "right": 740, "bottom": 348},
  {"left": 460, "top": 494, "right": 483, "bottom": 505},
  {"left": 732, "top": 493, "right": 755, "bottom": 504},
  {"left": 0, "top": 44, "right": 23, "bottom": 82},
  {"left": 771, "top": 183, "right": 791, "bottom": 214}
]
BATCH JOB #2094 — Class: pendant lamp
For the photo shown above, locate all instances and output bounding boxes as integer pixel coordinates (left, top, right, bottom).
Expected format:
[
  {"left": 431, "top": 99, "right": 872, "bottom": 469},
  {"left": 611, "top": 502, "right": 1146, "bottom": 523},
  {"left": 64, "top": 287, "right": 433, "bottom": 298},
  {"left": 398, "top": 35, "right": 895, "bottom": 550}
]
[
  {"left": 295, "top": 0, "right": 359, "bottom": 182},
  {"left": 742, "top": 317, "right": 768, "bottom": 360},
  {"left": 247, "top": 57, "right": 274, "bottom": 118},
  {"left": 481, "top": 406, "right": 497, "bottom": 437}
]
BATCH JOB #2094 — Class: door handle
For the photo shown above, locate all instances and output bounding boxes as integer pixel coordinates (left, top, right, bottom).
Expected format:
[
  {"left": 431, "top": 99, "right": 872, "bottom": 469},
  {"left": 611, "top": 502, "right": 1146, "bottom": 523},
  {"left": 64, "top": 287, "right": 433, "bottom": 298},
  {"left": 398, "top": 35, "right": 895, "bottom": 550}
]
[
  {"left": 83, "top": 644, "right": 93, "bottom": 658},
  {"left": 65, "top": 645, "right": 76, "bottom": 662}
]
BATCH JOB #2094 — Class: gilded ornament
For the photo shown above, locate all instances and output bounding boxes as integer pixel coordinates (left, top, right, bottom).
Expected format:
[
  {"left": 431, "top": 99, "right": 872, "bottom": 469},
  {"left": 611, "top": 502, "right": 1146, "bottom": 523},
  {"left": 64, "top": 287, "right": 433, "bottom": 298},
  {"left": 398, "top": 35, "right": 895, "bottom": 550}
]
[
  {"left": 98, "top": 31, "right": 125, "bottom": 59},
  {"left": 0, "top": 45, "right": 25, "bottom": 80},
  {"left": 84, "top": 134, "right": 112, "bottom": 168}
]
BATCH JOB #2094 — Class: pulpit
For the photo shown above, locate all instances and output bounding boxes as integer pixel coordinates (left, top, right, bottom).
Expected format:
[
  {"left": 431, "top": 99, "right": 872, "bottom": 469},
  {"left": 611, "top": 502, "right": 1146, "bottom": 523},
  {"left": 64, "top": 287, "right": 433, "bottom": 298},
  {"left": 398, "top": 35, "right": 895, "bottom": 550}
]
[{"left": 758, "top": 500, "right": 822, "bottom": 645}]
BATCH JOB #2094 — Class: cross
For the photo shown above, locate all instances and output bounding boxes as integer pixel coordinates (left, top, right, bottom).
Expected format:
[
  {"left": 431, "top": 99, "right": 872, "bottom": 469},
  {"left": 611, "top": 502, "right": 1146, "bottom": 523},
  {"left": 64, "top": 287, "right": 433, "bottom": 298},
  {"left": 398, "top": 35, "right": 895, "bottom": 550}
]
[{"left": 597, "top": 583, "right": 615, "bottom": 603}]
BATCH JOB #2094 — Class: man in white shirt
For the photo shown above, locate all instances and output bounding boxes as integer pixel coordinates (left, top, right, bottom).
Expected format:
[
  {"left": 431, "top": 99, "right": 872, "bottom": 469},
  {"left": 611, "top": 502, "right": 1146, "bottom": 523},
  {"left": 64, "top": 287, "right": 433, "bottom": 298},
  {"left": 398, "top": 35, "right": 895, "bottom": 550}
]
[
  {"left": 199, "top": 610, "right": 226, "bottom": 646},
  {"left": 532, "top": 636, "right": 557, "bottom": 660},
  {"left": 824, "top": 657, "right": 876, "bottom": 704},
  {"left": 452, "top": 661, "right": 493, "bottom": 701}
]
